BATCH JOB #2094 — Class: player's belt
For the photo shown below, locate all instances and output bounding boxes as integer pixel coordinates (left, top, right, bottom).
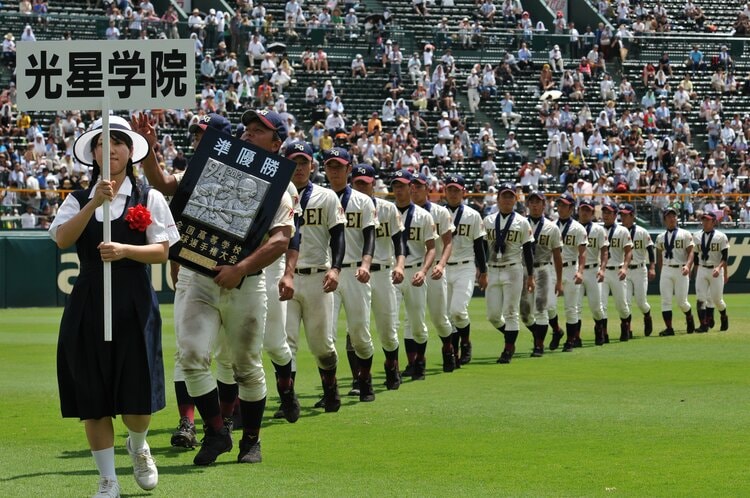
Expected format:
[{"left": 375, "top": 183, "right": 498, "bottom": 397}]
[
  {"left": 489, "top": 262, "right": 518, "bottom": 269},
  {"left": 701, "top": 265, "right": 715, "bottom": 269},
  {"left": 666, "top": 264, "right": 681, "bottom": 268},
  {"left": 583, "top": 263, "right": 598, "bottom": 269},
  {"left": 369, "top": 263, "right": 384, "bottom": 272},
  {"left": 339, "top": 262, "right": 360, "bottom": 268},
  {"left": 404, "top": 263, "right": 420, "bottom": 269},
  {"left": 628, "top": 264, "right": 643, "bottom": 269},
  {"left": 562, "top": 261, "right": 577, "bottom": 268},
  {"left": 294, "top": 267, "right": 327, "bottom": 275},
  {"left": 533, "top": 262, "right": 551, "bottom": 268},
  {"left": 447, "top": 260, "right": 473, "bottom": 266},
  {"left": 606, "top": 265, "right": 623, "bottom": 270}
]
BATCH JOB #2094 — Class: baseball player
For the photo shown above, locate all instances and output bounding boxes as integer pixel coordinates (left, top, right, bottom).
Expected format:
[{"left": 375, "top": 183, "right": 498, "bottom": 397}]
[
  {"left": 619, "top": 203, "right": 656, "bottom": 336},
  {"left": 169, "top": 109, "right": 295, "bottom": 465},
  {"left": 549, "top": 193, "right": 587, "bottom": 351},
  {"left": 443, "top": 174, "right": 487, "bottom": 365},
  {"left": 520, "top": 191, "right": 562, "bottom": 357},
  {"left": 575, "top": 199, "right": 608, "bottom": 348},
  {"left": 409, "top": 173, "right": 457, "bottom": 372},
  {"left": 324, "top": 148, "right": 379, "bottom": 402},
  {"left": 391, "top": 170, "right": 436, "bottom": 380},
  {"left": 693, "top": 212, "right": 730, "bottom": 332},
  {"left": 655, "top": 206, "right": 696, "bottom": 336},
  {"left": 484, "top": 183, "right": 535, "bottom": 364},
  {"left": 277, "top": 141, "right": 346, "bottom": 412},
  {"left": 351, "top": 165, "right": 406, "bottom": 390},
  {"left": 600, "top": 202, "right": 634, "bottom": 342}
]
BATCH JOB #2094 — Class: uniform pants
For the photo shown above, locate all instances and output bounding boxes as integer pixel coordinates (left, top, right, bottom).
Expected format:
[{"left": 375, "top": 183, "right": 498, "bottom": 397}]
[
  {"left": 695, "top": 266, "right": 726, "bottom": 311},
  {"left": 659, "top": 266, "right": 691, "bottom": 313},
  {"left": 559, "top": 264, "right": 582, "bottom": 324},
  {"left": 446, "top": 261, "right": 476, "bottom": 329},
  {"left": 285, "top": 272, "right": 338, "bottom": 370},
  {"left": 601, "top": 268, "right": 631, "bottom": 319},
  {"left": 581, "top": 267, "right": 605, "bottom": 320},
  {"left": 263, "top": 256, "right": 293, "bottom": 366},
  {"left": 626, "top": 264, "right": 651, "bottom": 314},
  {"left": 486, "top": 264, "right": 524, "bottom": 330},
  {"left": 396, "top": 266, "right": 429, "bottom": 344},
  {"left": 332, "top": 267, "right": 374, "bottom": 359},
  {"left": 521, "top": 263, "right": 554, "bottom": 326},
  {"left": 425, "top": 270, "right": 455, "bottom": 338},
  {"left": 370, "top": 267, "right": 399, "bottom": 352},
  {"left": 175, "top": 268, "right": 267, "bottom": 402}
]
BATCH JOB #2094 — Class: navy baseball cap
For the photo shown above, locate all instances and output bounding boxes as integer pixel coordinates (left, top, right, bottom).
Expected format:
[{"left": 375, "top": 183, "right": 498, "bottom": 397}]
[
  {"left": 578, "top": 199, "right": 595, "bottom": 209},
  {"left": 446, "top": 174, "right": 465, "bottom": 189},
  {"left": 241, "top": 109, "right": 288, "bottom": 142},
  {"left": 702, "top": 211, "right": 717, "bottom": 221},
  {"left": 620, "top": 203, "right": 635, "bottom": 214},
  {"left": 601, "top": 202, "right": 619, "bottom": 213},
  {"left": 556, "top": 192, "right": 576, "bottom": 205},
  {"left": 189, "top": 113, "right": 232, "bottom": 136},
  {"left": 352, "top": 164, "right": 375, "bottom": 183},
  {"left": 412, "top": 173, "right": 429, "bottom": 185},
  {"left": 285, "top": 141, "right": 313, "bottom": 160},
  {"left": 322, "top": 147, "right": 351, "bottom": 165},
  {"left": 663, "top": 206, "right": 679, "bottom": 216},
  {"left": 498, "top": 182, "right": 515, "bottom": 195},
  {"left": 528, "top": 190, "right": 546, "bottom": 201},
  {"left": 391, "top": 169, "right": 413, "bottom": 184}
]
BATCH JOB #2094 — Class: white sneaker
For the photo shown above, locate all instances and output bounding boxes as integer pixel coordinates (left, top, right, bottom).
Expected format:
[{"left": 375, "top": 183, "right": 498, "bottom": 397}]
[
  {"left": 93, "top": 476, "right": 120, "bottom": 497},
  {"left": 126, "top": 437, "right": 158, "bottom": 491}
]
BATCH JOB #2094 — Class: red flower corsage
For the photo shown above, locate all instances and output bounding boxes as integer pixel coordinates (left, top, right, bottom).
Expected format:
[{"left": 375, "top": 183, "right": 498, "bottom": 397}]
[{"left": 125, "top": 204, "right": 152, "bottom": 232}]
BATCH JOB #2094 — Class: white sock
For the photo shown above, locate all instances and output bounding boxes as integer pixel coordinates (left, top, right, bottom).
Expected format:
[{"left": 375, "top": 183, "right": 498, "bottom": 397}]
[
  {"left": 92, "top": 447, "right": 117, "bottom": 478},
  {"left": 128, "top": 429, "right": 148, "bottom": 452}
]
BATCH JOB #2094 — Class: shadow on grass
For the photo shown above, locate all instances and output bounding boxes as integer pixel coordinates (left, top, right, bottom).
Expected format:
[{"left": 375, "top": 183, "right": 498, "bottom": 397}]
[{"left": 0, "top": 462, "right": 205, "bottom": 482}]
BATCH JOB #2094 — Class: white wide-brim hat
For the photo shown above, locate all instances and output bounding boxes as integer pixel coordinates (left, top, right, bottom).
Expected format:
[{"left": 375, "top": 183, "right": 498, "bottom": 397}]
[{"left": 73, "top": 115, "right": 149, "bottom": 166}]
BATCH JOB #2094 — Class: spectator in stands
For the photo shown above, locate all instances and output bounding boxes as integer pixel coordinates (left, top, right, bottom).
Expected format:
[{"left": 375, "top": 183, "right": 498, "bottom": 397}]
[
  {"left": 718, "top": 45, "right": 734, "bottom": 71},
  {"left": 517, "top": 41, "right": 533, "bottom": 71},
  {"left": 539, "top": 63, "right": 555, "bottom": 91},
  {"left": 503, "top": 131, "right": 522, "bottom": 161},
  {"left": 413, "top": 0, "right": 428, "bottom": 17},
  {"left": 545, "top": 134, "right": 563, "bottom": 178},
  {"left": 408, "top": 52, "right": 423, "bottom": 85},
  {"left": 686, "top": 45, "right": 705, "bottom": 75},
  {"left": 548, "top": 44, "right": 564, "bottom": 73},
  {"left": 499, "top": 92, "right": 521, "bottom": 129},
  {"left": 711, "top": 68, "right": 727, "bottom": 94},
  {"left": 381, "top": 98, "right": 395, "bottom": 124},
  {"left": 479, "top": 0, "right": 497, "bottom": 25},
  {"left": 2, "top": 33, "right": 16, "bottom": 67},
  {"left": 247, "top": 34, "right": 266, "bottom": 67},
  {"left": 351, "top": 53, "right": 367, "bottom": 78}
]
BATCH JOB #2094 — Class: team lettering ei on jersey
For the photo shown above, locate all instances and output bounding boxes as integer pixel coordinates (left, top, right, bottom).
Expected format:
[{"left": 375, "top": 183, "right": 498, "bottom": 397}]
[{"left": 296, "top": 184, "right": 347, "bottom": 268}]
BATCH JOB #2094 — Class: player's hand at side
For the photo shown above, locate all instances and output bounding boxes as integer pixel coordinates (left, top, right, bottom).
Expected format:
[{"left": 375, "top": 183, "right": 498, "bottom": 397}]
[
  {"left": 213, "top": 264, "right": 245, "bottom": 290},
  {"left": 596, "top": 269, "right": 604, "bottom": 283},
  {"left": 431, "top": 264, "right": 444, "bottom": 280},
  {"left": 712, "top": 267, "right": 721, "bottom": 279},
  {"left": 92, "top": 180, "right": 116, "bottom": 207},
  {"left": 648, "top": 268, "right": 656, "bottom": 281},
  {"left": 555, "top": 280, "right": 563, "bottom": 296},
  {"left": 477, "top": 272, "right": 488, "bottom": 291},
  {"left": 681, "top": 265, "right": 690, "bottom": 276},
  {"left": 618, "top": 268, "right": 627, "bottom": 281},
  {"left": 526, "top": 275, "right": 535, "bottom": 293},
  {"left": 278, "top": 274, "right": 294, "bottom": 301},
  {"left": 323, "top": 269, "right": 339, "bottom": 293},
  {"left": 356, "top": 266, "right": 371, "bottom": 284},
  {"left": 98, "top": 241, "right": 128, "bottom": 261},
  {"left": 412, "top": 270, "right": 426, "bottom": 287},
  {"left": 391, "top": 266, "right": 404, "bottom": 285},
  {"left": 574, "top": 271, "right": 583, "bottom": 284},
  {"left": 724, "top": 269, "right": 729, "bottom": 284}
]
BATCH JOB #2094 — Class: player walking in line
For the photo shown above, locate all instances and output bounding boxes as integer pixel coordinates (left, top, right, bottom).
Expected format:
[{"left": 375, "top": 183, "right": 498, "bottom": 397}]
[
  {"left": 619, "top": 203, "right": 656, "bottom": 337},
  {"left": 655, "top": 206, "right": 696, "bottom": 336},
  {"left": 693, "top": 212, "right": 730, "bottom": 332},
  {"left": 391, "top": 170, "right": 437, "bottom": 380},
  {"left": 277, "top": 141, "right": 346, "bottom": 412},
  {"left": 600, "top": 202, "right": 634, "bottom": 342},
  {"left": 351, "top": 164, "right": 407, "bottom": 389},
  {"left": 483, "top": 183, "right": 535, "bottom": 364},
  {"left": 548, "top": 193, "right": 588, "bottom": 351},
  {"left": 443, "top": 174, "right": 487, "bottom": 365},
  {"left": 575, "top": 199, "right": 608, "bottom": 348},
  {"left": 520, "top": 191, "right": 562, "bottom": 357}
]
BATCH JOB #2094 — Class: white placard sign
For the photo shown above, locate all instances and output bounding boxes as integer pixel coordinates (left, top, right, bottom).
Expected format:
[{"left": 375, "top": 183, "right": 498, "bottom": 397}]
[{"left": 16, "top": 39, "right": 196, "bottom": 111}]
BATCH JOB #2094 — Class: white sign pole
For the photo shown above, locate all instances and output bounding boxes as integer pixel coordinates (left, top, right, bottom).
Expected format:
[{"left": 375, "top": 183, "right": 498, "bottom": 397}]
[{"left": 102, "top": 101, "right": 113, "bottom": 342}]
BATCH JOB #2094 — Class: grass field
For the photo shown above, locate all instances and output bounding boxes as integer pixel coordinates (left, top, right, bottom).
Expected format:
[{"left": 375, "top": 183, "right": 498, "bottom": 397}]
[{"left": 1, "top": 295, "right": 749, "bottom": 497}]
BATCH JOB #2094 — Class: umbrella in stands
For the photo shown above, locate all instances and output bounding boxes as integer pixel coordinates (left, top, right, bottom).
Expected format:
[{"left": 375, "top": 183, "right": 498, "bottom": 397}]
[
  {"left": 540, "top": 90, "right": 562, "bottom": 101},
  {"left": 267, "top": 42, "right": 287, "bottom": 53}
]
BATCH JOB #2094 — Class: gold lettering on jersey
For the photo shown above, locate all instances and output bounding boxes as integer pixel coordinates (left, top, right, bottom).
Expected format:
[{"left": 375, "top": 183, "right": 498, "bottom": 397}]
[
  {"left": 588, "top": 237, "right": 598, "bottom": 248},
  {"left": 456, "top": 224, "right": 471, "bottom": 237},
  {"left": 408, "top": 226, "right": 422, "bottom": 240},
  {"left": 610, "top": 238, "right": 622, "bottom": 248},
  {"left": 711, "top": 242, "right": 720, "bottom": 251},
  {"left": 506, "top": 230, "right": 520, "bottom": 243},
  {"left": 346, "top": 212, "right": 363, "bottom": 228},
  {"left": 486, "top": 228, "right": 496, "bottom": 241},
  {"left": 675, "top": 240, "right": 684, "bottom": 249},
  {"left": 564, "top": 234, "right": 576, "bottom": 245},
  {"left": 634, "top": 240, "right": 644, "bottom": 249},
  {"left": 304, "top": 208, "right": 323, "bottom": 225},
  {"left": 539, "top": 234, "right": 549, "bottom": 246},
  {"left": 376, "top": 222, "right": 392, "bottom": 238}
]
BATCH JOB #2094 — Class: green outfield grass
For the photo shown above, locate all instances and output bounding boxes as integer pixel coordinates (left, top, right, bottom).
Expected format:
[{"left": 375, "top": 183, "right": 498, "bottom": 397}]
[{"left": 1, "top": 295, "right": 749, "bottom": 497}]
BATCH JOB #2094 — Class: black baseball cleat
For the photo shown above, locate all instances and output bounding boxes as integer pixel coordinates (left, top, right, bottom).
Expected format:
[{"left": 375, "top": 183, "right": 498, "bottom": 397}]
[
  {"left": 604, "top": 333, "right": 610, "bottom": 344},
  {"left": 347, "top": 380, "right": 360, "bottom": 397},
  {"left": 573, "top": 337, "right": 583, "bottom": 348},
  {"left": 322, "top": 383, "right": 341, "bottom": 412},
  {"left": 171, "top": 417, "right": 198, "bottom": 449},
  {"left": 384, "top": 364, "right": 401, "bottom": 390},
  {"left": 686, "top": 314, "right": 696, "bottom": 334},
  {"left": 496, "top": 349, "right": 513, "bottom": 364},
  {"left": 720, "top": 314, "right": 729, "bottom": 331},
  {"left": 193, "top": 425, "right": 233, "bottom": 466},
  {"left": 562, "top": 342, "right": 574, "bottom": 352},
  {"left": 359, "top": 377, "right": 375, "bottom": 402},
  {"left": 279, "top": 388, "right": 301, "bottom": 423},
  {"left": 272, "top": 406, "right": 285, "bottom": 419},
  {"left": 708, "top": 316, "right": 715, "bottom": 329},
  {"left": 695, "top": 326, "right": 709, "bottom": 333},
  {"left": 658, "top": 328, "right": 675, "bottom": 337},
  {"left": 237, "top": 436, "right": 262, "bottom": 464},
  {"left": 402, "top": 363, "right": 415, "bottom": 377},
  {"left": 442, "top": 350, "right": 456, "bottom": 373},
  {"left": 459, "top": 342, "right": 472, "bottom": 364},
  {"left": 313, "top": 397, "right": 326, "bottom": 409},
  {"left": 223, "top": 417, "right": 234, "bottom": 433},
  {"left": 412, "top": 360, "right": 426, "bottom": 380},
  {"left": 548, "top": 331, "right": 564, "bottom": 351},
  {"left": 531, "top": 347, "right": 543, "bottom": 357},
  {"left": 644, "top": 315, "right": 653, "bottom": 336}
]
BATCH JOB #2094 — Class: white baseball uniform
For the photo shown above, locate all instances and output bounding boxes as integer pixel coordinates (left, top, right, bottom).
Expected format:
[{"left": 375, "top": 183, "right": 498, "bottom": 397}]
[
  {"left": 655, "top": 227, "right": 694, "bottom": 313},
  {"left": 601, "top": 223, "right": 633, "bottom": 320},
  {"left": 625, "top": 224, "right": 653, "bottom": 315},
  {"left": 554, "top": 217, "right": 588, "bottom": 324},
  {"left": 446, "top": 203, "right": 486, "bottom": 329},
  {"left": 579, "top": 221, "right": 607, "bottom": 322},
  {"left": 693, "top": 228, "right": 729, "bottom": 311},
  {"left": 484, "top": 210, "right": 533, "bottom": 332},
  {"left": 520, "top": 216, "right": 562, "bottom": 327},
  {"left": 422, "top": 201, "right": 455, "bottom": 339}
]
